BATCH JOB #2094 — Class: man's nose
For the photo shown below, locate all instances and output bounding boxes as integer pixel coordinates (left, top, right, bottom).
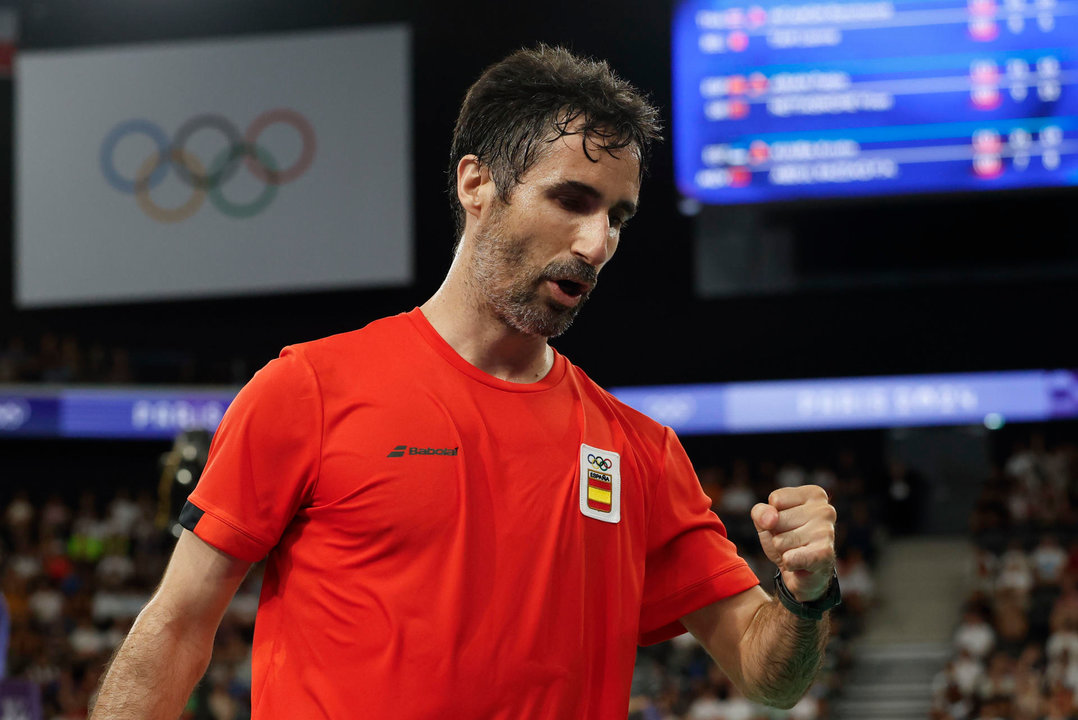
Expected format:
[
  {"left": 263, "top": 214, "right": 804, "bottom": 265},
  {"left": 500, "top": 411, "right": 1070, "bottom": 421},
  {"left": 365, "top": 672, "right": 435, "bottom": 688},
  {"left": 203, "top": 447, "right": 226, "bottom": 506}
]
[{"left": 571, "top": 215, "right": 616, "bottom": 268}]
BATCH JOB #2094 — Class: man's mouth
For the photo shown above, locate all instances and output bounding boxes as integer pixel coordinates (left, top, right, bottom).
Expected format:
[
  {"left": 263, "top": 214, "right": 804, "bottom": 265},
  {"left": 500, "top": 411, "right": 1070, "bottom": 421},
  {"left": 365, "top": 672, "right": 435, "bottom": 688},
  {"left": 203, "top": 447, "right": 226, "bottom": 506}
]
[
  {"left": 555, "top": 279, "right": 587, "bottom": 298},
  {"left": 540, "top": 259, "right": 598, "bottom": 308},
  {"left": 545, "top": 277, "right": 593, "bottom": 307}
]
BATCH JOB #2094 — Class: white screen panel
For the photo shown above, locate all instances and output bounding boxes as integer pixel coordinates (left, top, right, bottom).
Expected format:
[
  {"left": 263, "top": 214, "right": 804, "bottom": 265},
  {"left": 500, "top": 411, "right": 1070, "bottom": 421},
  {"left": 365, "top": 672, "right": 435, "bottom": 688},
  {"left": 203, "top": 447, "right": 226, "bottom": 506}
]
[{"left": 16, "top": 26, "right": 412, "bottom": 306}]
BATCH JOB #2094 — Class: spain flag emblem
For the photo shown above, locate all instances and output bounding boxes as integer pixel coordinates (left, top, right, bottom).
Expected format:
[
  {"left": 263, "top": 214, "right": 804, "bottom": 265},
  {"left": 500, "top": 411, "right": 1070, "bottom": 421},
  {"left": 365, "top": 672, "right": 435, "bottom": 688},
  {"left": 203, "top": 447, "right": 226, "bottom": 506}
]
[
  {"left": 587, "top": 469, "right": 613, "bottom": 513},
  {"left": 579, "top": 443, "right": 621, "bottom": 524}
]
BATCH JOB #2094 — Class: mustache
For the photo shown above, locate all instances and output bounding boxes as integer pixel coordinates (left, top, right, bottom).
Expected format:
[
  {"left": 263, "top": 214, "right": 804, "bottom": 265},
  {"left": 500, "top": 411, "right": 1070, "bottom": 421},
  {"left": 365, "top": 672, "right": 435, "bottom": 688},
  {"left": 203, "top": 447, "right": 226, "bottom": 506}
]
[{"left": 539, "top": 258, "right": 598, "bottom": 288}]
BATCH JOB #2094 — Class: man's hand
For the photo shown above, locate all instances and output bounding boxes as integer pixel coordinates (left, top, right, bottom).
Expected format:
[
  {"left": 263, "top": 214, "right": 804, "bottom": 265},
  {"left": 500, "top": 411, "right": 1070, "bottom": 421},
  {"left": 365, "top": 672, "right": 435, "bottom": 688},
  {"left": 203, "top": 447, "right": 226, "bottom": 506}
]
[{"left": 751, "top": 485, "right": 837, "bottom": 602}]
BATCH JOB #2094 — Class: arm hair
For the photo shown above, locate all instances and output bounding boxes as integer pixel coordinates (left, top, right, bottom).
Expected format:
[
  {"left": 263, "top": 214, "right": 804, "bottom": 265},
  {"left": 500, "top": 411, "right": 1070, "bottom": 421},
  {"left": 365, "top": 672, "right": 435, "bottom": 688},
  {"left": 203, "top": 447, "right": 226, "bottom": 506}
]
[{"left": 90, "top": 531, "right": 251, "bottom": 719}]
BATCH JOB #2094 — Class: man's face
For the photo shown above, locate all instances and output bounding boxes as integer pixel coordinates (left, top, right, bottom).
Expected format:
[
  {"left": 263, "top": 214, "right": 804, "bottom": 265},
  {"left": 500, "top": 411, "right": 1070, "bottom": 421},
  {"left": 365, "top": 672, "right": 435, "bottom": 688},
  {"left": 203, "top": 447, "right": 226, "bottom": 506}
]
[{"left": 470, "top": 131, "right": 641, "bottom": 338}]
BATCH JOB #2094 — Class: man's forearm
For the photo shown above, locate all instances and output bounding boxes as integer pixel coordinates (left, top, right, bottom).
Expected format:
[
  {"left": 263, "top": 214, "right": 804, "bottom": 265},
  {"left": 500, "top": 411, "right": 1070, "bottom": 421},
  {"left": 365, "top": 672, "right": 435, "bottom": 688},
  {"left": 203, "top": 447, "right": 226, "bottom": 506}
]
[
  {"left": 738, "top": 596, "right": 829, "bottom": 709},
  {"left": 90, "top": 601, "right": 214, "bottom": 719}
]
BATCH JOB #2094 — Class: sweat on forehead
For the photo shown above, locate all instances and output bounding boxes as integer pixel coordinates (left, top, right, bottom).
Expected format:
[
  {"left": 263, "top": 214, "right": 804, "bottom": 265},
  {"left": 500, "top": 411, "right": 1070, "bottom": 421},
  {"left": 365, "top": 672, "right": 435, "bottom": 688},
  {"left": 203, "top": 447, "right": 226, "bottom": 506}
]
[
  {"left": 547, "top": 114, "right": 644, "bottom": 164},
  {"left": 478, "top": 108, "right": 647, "bottom": 206}
]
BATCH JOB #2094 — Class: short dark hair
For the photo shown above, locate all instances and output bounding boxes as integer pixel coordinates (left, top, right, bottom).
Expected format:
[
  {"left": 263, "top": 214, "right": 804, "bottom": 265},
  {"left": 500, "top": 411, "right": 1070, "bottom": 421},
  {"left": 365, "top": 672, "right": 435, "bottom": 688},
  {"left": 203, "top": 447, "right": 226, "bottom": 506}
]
[{"left": 448, "top": 44, "right": 662, "bottom": 236}]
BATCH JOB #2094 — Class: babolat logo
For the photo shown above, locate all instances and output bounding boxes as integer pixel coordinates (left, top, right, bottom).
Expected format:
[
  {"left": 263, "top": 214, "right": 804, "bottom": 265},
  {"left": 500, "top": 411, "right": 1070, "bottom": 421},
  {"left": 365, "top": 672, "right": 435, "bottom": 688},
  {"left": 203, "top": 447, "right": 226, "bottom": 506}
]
[{"left": 386, "top": 444, "right": 459, "bottom": 458}]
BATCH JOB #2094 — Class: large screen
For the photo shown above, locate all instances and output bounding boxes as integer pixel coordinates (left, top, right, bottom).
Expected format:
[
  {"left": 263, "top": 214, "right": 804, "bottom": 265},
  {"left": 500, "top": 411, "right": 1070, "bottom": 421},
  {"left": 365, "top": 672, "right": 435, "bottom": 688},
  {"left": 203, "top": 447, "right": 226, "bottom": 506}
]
[
  {"left": 673, "top": 0, "right": 1077, "bottom": 204},
  {"left": 16, "top": 26, "right": 412, "bottom": 306}
]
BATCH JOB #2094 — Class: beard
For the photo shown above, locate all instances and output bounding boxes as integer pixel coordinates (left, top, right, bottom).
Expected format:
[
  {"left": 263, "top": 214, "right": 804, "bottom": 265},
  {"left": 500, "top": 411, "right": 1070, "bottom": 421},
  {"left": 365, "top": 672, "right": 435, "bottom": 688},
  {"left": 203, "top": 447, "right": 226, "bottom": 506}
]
[{"left": 471, "top": 208, "right": 598, "bottom": 338}]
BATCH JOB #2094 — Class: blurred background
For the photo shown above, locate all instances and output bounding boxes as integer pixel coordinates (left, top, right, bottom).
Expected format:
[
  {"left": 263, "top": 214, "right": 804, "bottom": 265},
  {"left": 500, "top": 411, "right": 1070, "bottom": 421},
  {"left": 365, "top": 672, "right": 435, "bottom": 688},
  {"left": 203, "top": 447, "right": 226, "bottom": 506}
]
[{"left": 0, "top": 0, "right": 1076, "bottom": 718}]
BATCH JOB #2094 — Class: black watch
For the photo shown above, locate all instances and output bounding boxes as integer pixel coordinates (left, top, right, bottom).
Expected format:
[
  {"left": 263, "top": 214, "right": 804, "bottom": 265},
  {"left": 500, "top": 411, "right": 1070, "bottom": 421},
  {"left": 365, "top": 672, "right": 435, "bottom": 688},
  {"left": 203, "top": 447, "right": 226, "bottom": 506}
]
[{"left": 774, "top": 569, "right": 841, "bottom": 621}]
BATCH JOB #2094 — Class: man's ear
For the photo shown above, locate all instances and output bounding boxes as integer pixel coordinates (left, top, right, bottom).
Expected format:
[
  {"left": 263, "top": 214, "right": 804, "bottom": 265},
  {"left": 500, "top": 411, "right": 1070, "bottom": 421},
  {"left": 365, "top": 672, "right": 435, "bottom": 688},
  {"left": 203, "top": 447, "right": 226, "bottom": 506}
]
[{"left": 456, "top": 155, "right": 492, "bottom": 221}]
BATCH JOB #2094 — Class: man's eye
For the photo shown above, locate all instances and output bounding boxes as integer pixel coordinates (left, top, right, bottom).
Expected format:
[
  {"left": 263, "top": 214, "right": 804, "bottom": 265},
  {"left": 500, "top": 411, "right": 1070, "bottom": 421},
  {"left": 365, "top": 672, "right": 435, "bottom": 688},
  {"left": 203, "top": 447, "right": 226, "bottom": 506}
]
[{"left": 558, "top": 195, "right": 588, "bottom": 212}]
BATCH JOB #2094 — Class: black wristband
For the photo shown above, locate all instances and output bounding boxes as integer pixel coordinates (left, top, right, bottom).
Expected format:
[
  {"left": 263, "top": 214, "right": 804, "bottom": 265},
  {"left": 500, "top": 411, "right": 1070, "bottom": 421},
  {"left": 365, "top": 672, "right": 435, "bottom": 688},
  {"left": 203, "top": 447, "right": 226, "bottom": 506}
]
[{"left": 774, "top": 569, "right": 841, "bottom": 621}]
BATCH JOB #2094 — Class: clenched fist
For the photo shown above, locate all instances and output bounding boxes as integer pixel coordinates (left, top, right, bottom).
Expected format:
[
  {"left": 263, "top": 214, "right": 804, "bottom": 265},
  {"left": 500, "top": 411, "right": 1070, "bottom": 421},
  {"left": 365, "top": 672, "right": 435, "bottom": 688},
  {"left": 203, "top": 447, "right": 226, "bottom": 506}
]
[{"left": 751, "top": 485, "right": 837, "bottom": 603}]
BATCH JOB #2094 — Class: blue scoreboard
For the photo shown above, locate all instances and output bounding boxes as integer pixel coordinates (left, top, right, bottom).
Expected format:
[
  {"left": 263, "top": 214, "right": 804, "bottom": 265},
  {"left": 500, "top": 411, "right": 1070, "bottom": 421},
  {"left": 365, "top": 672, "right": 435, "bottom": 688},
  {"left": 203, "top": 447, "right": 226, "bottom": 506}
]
[{"left": 673, "top": 0, "right": 1078, "bottom": 204}]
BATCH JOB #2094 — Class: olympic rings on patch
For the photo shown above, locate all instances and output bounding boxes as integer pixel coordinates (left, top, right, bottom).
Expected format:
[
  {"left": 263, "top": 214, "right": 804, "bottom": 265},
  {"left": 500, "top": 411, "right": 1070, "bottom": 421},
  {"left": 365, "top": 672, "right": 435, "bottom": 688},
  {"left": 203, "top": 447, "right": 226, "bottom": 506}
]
[
  {"left": 588, "top": 454, "right": 613, "bottom": 471},
  {"left": 99, "top": 109, "right": 315, "bottom": 223}
]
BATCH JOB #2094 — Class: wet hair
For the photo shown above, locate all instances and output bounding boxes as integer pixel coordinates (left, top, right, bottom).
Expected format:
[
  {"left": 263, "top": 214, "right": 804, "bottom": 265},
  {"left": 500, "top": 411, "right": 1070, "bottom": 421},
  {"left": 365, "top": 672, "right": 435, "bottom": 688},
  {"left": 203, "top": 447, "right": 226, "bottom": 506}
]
[{"left": 448, "top": 44, "right": 662, "bottom": 236}]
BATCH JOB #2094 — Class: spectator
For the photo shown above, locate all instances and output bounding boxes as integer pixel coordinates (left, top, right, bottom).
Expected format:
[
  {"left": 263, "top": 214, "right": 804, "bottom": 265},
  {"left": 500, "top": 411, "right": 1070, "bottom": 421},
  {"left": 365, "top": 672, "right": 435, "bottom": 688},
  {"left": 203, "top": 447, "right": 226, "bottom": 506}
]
[
  {"left": 840, "top": 500, "right": 878, "bottom": 566},
  {"left": 1013, "top": 646, "right": 1046, "bottom": 719},
  {"left": 68, "top": 614, "right": 107, "bottom": 660},
  {"left": 998, "top": 540, "right": 1035, "bottom": 597},
  {"left": 1033, "top": 535, "right": 1068, "bottom": 588},
  {"left": 0, "top": 336, "right": 30, "bottom": 381},
  {"left": 1052, "top": 578, "right": 1078, "bottom": 632},
  {"left": 26, "top": 577, "right": 63, "bottom": 628},
  {"left": 776, "top": 462, "right": 807, "bottom": 489},
  {"left": 884, "top": 458, "right": 922, "bottom": 536},
  {"left": 837, "top": 547, "right": 875, "bottom": 620},
  {"left": 953, "top": 645, "right": 987, "bottom": 697},
  {"left": 971, "top": 548, "right": 1000, "bottom": 596},
  {"left": 932, "top": 661, "right": 975, "bottom": 720},
  {"left": 1047, "top": 622, "right": 1078, "bottom": 669},
  {"left": 956, "top": 608, "right": 997, "bottom": 660},
  {"left": 995, "top": 590, "right": 1031, "bottom": 656},
  {"left": 1064, "top": 540, "right": 1078, "bottom": 582},
  {"left": 976, "top": 651, "right": 1016, "bottom": 702}
]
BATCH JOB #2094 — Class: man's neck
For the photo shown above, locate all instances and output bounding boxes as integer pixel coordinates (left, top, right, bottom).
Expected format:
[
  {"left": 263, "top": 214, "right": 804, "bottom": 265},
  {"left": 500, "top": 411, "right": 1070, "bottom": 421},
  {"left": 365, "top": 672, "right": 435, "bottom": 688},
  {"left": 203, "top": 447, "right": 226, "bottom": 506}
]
[{"left": 420, "top": 279, "right": 555, "bottom": 384}]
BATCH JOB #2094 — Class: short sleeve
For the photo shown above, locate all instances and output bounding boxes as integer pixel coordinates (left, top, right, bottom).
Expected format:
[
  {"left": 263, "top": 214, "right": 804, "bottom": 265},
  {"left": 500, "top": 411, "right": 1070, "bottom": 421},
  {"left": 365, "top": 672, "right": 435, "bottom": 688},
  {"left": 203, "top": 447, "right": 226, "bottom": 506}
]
[
  {"left": 180, "top": 347, "right": 322, "bottom": 563},
  {"left": 638, "top": 428, "right": 759, "bottom": 645}
]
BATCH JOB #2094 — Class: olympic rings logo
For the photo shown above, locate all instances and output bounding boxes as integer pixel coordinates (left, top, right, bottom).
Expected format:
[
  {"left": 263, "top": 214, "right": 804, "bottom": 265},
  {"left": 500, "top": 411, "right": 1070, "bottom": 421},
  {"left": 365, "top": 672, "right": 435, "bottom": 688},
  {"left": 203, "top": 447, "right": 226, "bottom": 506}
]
[
  {"left": 587, "top": 454, "right": 613, "bottom": 471},
  {"left": 99, "top": 109, "right": 316, "bottom": 223}
]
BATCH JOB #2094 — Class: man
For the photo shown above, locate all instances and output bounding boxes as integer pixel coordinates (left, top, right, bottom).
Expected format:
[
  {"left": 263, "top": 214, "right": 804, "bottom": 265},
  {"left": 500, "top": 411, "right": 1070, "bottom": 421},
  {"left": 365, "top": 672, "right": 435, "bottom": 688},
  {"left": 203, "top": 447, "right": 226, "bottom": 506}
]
[{"left": 91, "top": 45, "right": 839, "bottom": 719}]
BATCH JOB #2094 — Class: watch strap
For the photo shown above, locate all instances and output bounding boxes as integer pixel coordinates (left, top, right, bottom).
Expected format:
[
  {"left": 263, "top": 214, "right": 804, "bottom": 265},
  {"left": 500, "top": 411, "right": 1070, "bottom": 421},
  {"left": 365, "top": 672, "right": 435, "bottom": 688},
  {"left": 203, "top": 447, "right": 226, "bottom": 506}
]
[{"left": 774, "top": 569, "right": 841, "bottom": 621}]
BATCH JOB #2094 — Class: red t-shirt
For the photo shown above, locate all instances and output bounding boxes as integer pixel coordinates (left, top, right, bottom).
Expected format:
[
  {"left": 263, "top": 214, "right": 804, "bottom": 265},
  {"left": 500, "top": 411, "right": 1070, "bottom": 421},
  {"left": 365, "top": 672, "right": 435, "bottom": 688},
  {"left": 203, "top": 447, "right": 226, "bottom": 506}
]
[{"left": 182, "top": 309, "right": 758, "bottom": 719}]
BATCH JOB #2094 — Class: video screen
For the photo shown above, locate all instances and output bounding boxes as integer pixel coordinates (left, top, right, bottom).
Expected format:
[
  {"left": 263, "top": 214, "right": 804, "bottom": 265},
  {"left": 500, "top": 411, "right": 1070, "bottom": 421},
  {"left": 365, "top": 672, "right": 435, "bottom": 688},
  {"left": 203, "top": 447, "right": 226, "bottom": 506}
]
[
  {"left": 16, "top": 26, "right": 413, "bottom": 307},
  {"left": 672, "top": 0, "right": 1077, "bottom": 204}
]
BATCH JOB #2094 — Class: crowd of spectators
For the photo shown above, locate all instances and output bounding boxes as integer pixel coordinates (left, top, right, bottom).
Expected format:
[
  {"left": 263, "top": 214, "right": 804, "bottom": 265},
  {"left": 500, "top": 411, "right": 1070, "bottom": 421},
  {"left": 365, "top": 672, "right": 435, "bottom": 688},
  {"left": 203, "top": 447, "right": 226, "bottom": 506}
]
[
  {"left": 0, "top": 332, "right": 249, "bottom": 385},
  {"left": 0, "top": 485, "right": 262, "bottom": 719},
  {"left": 933, "top": 430, "right": 1078, "bottom": 720},
  {"left": 0, "top": 444, "right": 884, "bottom": 720},
  {"left": 1, "top": 334, "right": 135, "bottom": 384}
]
